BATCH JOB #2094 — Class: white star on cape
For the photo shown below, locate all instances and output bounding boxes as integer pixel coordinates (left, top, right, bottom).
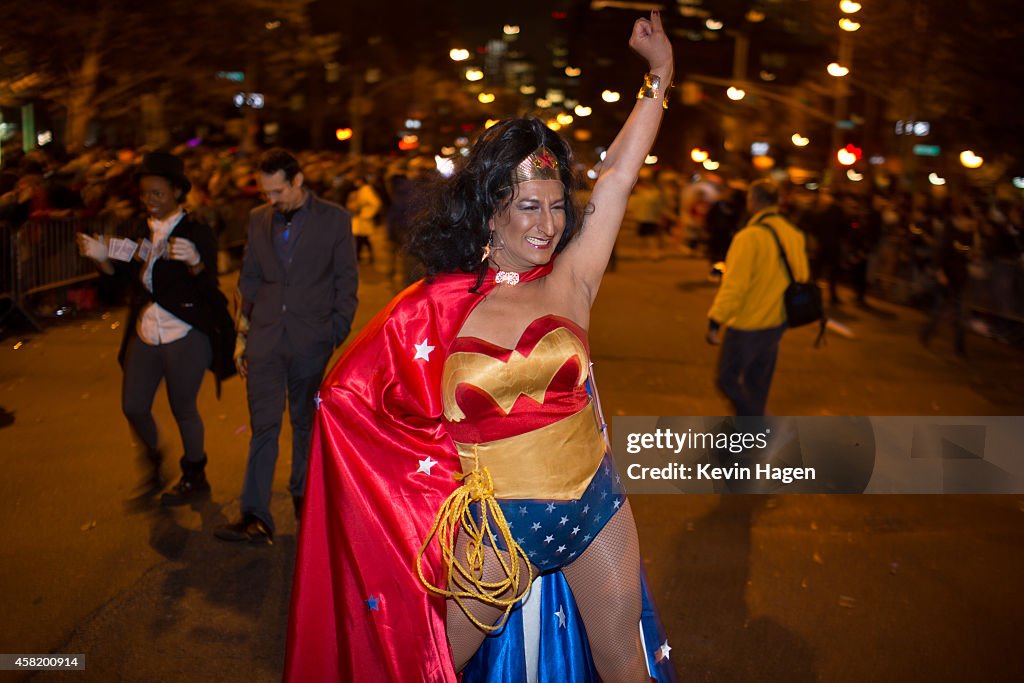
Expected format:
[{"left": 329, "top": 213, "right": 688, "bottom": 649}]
[
  {"left": 658, "top": 640, "right": 672, "bottom": 661},
  {"left": 313, "top": 392, "right": 322, "bottom": 409},
  {"left": 555, "top": 605, "right": 567, "bottom": 628},
  {"left": 413, "top": 338, "right": 435, "bottom": 361},
  {"left": 416, "top": 457, "right": 437, "bottom": 475}
]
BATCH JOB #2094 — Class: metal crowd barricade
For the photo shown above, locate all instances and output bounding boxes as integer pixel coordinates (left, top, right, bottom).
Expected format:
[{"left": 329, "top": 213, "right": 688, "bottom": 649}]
[
  {"left": 869, "top": 251, "right": 1024, "bottom": 343},
  {"left": 1, "top": 223, "right": 15, "bottom": 303},
  {"left": 1, "top": 220, "right": 43, "bottom": 330},
  {"left": 1, "top": 217, "right": 132, "bottom": 330},
  {"left": 966, "top": 258, "right": 1024, "bottom": 322},
  {"left": 18, "top": 219, "right": 96, "bottom": 298}
]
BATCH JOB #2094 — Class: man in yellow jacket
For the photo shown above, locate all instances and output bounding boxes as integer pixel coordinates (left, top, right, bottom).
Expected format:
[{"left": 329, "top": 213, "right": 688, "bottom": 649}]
[{"left": 706, "top": 180, "right": 810, "bottom": 415}]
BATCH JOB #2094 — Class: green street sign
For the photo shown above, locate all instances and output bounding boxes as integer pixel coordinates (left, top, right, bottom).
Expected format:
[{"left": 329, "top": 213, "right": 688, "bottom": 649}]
[{"left": 913, "top": 144, "right": 941, "bottom": 157}]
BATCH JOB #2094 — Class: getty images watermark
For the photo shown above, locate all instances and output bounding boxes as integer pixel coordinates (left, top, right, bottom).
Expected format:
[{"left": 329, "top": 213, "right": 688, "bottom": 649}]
[
  {"left": 611, "top": 416, "right": 1024, "bottom": 494},
  {"left": 624, "top": 425, "right": 815, "bottom": 485}
]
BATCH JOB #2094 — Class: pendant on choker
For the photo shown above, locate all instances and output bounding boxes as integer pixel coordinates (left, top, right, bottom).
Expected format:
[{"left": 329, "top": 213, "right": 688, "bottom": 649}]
[{"left": 494, "top": 270, "right": 520, "bottom": 287}]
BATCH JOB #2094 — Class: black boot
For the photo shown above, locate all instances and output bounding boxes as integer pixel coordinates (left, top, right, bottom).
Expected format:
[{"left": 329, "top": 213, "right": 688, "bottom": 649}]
[{"left": 161, "top": 455, "right": 211, "bottom": 506}]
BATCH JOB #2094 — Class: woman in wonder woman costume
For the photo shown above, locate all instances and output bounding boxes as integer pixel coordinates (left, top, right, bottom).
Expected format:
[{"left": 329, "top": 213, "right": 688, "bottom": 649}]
[{"left": 286, "top": 11, "right": 676, "bottom": 683}]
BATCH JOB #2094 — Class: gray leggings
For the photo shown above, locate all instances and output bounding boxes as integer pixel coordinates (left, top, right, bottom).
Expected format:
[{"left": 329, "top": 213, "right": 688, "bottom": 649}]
[{"left": 122, "top": 329, "right": 212, "bottom": 462}]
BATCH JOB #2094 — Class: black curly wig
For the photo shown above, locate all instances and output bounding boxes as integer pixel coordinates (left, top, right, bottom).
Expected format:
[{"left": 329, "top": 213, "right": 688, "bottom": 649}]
[{"left": 407, "top": 118, "right": 584, "bottom": 276}]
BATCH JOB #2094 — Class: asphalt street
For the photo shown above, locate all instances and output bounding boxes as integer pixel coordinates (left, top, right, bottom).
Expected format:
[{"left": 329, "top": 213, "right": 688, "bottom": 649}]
[{"left": 1, "top": 241, "right": 1022, "bottom": 682}]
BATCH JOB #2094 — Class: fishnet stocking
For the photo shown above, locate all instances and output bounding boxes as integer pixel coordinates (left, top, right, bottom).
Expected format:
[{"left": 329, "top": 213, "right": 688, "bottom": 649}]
[
  {"left": 446, "top": 532, "right": 538, "bottom": 672},
  {"left": 562, "top": 499, "right": 649, "bottom": 682}
]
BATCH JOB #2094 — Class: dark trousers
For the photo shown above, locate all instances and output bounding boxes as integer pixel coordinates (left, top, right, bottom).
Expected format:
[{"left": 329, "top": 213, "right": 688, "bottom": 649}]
[
  {"left": 717, "top": 325, "right": 785, "bottom": 416},
  {"left": 850, "top": 258, "right": 869, "bottom": 303},
  {"left": 354, "top": 235, "right": 374, "bottom": 263},
  {"left": 241, "top": 338, "right": 332, "bottom": 532},
  {"left": 814, "top": 250, "right": 843, "bottom": 303},
  {"left": 122, "top": 329, "right": 212, "bottom": 463}
]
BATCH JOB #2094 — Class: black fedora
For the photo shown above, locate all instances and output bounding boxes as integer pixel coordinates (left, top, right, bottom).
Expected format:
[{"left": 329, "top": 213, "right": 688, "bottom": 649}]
[{"left": 138, "top": 151, "right": 192, "bottom": 195}]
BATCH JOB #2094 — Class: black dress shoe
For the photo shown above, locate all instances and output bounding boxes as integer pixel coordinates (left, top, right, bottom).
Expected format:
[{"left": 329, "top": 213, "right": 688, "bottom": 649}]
[
  {"left": 160, "top": 472, "right": 210, "bottom": 506},
  {"left": 214, "top": 515, "right": 274, "bottom": 544},
  {"left": 292, "top": 495, "right": 304, "bottom": 521}
]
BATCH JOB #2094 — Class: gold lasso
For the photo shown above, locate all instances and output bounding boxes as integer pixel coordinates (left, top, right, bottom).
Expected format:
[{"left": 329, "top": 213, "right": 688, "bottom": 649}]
[{"left": 416, "top": 450, "right": 533, "bottom": 632}]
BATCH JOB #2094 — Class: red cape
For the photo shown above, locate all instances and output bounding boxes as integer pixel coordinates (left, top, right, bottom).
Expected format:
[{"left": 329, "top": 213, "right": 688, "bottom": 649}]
[{"left": 285, "top": 265, "right": 551, "bottom": 682}]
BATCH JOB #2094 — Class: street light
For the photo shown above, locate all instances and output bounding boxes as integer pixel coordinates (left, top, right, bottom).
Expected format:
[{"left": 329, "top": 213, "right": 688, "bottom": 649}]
[
  {"left": 503, "top": 25, "right": 520, "bottom": 35},
  {"left": 450, "top": 48, "right": 470, "bottom": 62},
  {"left": 838, "top": 18, "right": 861, "bottom": 31},
  {"left": 465, "top": 68, "right": 484, "bottom": 82},
  {"left": 703, "top": 159, "right": 720, "bottom": 170},
  {"left": 601, "top": 90, "right": 621, "bottom": 103},
  {"left": 726, "top": 86, "right": 746, "bottom": 100},
  {"left": 565, "top": 67, "right": 581, "bottom": 77},
  {"left": 574, "top": 105, "right": 592, "bottom": 117},
  {"left": 827, "top": 62, "right": 850, "bottom": 77},
  {"left": 478, "top": 92, "right": 495, "bottom": 104},
  {"left": 839, "top": 1, "right": 862, "bottom": 13},
  {"left": 959, "top": 150, "right": 984, "bottom": 168},
  {"left": 792, "top": 133, "right": 810, "bottom": 147},
  {"left": 929, "top": 173, "right": 947, "bottom": 186},
  {"left": 690, "top": 148, "right": 709, "bottom": 163}
]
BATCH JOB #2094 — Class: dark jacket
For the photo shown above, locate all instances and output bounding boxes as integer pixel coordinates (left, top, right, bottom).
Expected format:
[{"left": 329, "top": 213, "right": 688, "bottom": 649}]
[
  {"left": 112, "top": 212, "right": 237, "bottom": 392},
  {"left": 239, "top": 192, "right": 358, "bottom": 358}
]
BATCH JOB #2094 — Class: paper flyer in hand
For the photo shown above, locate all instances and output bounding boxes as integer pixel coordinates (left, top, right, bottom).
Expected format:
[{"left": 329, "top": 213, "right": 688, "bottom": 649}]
[{"left": 107, "top": 238, "right": 138, "bottom": 262}]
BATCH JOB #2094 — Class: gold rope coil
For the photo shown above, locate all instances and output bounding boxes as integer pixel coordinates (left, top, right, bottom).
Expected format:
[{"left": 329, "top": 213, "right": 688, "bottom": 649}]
[{"left": 416, "top": 449, "right": 533, "bottom": 633}]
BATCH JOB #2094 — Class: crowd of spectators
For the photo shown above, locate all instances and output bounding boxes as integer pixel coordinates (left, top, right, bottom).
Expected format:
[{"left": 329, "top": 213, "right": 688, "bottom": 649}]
[{"left": 2, "top": 144, "right": 1022, "bottom": 338}]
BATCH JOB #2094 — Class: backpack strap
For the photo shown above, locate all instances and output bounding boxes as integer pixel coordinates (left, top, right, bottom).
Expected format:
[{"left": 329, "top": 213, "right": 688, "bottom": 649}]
[
  {"left": 753, "top": 216, "right": 796, "bottom": 283},
  {"left": 755, "top": 217, "right": 827, "bottom": 347}
]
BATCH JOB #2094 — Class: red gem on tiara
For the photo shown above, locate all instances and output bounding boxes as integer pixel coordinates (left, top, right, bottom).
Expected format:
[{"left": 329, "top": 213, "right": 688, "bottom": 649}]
[{"left": 535, "top": 150, "right": 557, "bottom": 169}]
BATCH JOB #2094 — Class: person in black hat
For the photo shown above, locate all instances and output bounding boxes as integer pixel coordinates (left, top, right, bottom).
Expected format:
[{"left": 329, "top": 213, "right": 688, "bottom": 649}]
[{"left": 78, "top": 151, "right": 236, "bottom": 504}]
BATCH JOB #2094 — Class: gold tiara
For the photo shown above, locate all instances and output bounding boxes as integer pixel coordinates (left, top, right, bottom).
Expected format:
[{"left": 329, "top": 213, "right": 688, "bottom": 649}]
[{"left": 511, "top": 146, "right": 561, "bottom": 184}]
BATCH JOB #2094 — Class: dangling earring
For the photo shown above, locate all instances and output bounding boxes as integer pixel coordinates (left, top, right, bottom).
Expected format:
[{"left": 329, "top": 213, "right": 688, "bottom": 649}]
[{"left": 481, "top": 232, "right": 493, "bottom": 263}]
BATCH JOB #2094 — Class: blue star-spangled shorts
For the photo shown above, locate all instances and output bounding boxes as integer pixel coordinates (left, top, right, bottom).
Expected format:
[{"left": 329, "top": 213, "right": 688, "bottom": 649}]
[{"left": 472, "top": 452, "right": 626, "bottom": 573}]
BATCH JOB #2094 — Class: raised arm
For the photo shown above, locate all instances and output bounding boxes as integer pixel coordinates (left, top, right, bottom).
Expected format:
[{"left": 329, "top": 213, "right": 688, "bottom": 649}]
[{"left": 561, "top": 10, "right": 674, "bottom": 302}]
